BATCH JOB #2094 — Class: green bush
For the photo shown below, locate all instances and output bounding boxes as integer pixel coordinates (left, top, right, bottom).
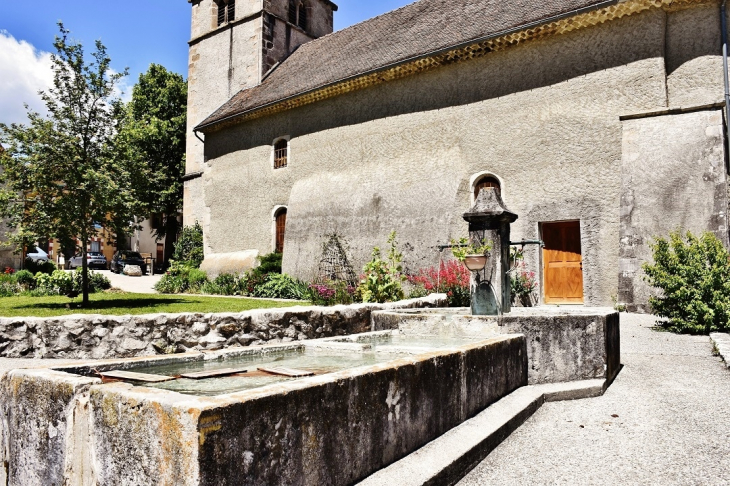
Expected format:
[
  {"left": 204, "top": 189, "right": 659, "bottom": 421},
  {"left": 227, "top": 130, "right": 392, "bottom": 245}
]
[
  {"left": 209, "top": 273, "right": 238, "bottom": 296},
  {"left": 172, "top": 222, "right": 204, "bottom": 268},
  {"left": 89, "top": 271, "right": 112, "bottom": 292},
  {"left": 253, "top": 273, "right": 308, "bottom": 300},
  {"left": 643, "top": 230, "right": 730, "bottom": 334},
  {"left": 25, "top": 259, "right": 55, "bottom": 275},
  {"left": 357, "top": 231, "right": 406, "bottom": 304},
  {"left": 155, "top": 261, "right": 208, "bottom": 294},
  {"left": 15, "top": 270, "right": 35, "bottom": 289},
  {"left": 35, "top": 270, "right": 74, "bottom": 296}
]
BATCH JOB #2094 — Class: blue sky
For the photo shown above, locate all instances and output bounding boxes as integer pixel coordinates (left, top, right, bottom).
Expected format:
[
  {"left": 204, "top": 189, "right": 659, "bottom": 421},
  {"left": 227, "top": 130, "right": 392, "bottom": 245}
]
[{"left": 0, "top": 0, "right": 412, "bottom": 125}]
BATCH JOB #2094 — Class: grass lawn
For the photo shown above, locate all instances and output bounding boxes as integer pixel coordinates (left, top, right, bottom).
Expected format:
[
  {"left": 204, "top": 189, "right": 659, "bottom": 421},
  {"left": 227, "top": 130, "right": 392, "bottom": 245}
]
[{"left": 0, "top": 293, "right": 306, "bottom": 318}]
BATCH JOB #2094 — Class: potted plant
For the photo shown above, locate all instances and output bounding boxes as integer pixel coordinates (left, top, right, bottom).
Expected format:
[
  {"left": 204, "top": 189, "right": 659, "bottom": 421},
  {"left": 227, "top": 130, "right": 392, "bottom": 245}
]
[{"left": 450, "top": 237, "right": 492, "bottom": 272}]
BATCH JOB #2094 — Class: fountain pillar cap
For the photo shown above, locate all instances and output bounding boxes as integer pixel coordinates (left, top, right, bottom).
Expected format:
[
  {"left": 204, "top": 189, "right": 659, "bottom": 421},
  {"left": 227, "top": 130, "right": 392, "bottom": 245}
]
[{"left": 463, "top": 187, "right": 518, "bottom": 226}]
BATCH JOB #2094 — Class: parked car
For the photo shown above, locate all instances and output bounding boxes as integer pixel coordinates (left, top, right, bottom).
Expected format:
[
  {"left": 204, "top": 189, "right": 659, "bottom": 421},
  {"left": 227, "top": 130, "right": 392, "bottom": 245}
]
[
  {"left": 110, "top": 251, "right": 148, "bottom": 275},
  {"left": 26, "top": 247, "right": 49, "bottom": 263},
  {"left": 68, "top": 252, "right": 107, "bottom": 270}
]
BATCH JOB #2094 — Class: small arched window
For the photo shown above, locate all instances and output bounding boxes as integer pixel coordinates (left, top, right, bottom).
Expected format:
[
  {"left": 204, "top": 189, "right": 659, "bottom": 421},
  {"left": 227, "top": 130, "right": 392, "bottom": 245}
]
[
  {"left": 274, "top": 138, "right": 288, "bottom": 169},
  {"left": 474, "top": 176, "right": 501, "bottom": 199},
  {"left": 216, "top": 0, "right": 235, "bottom": 27},
  {"left": 275, "top": 209, "right": 287, "bottom": 253}
]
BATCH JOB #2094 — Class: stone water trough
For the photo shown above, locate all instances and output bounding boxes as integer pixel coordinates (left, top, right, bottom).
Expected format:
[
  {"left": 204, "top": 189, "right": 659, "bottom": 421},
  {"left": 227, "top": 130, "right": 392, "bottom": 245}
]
[{"left": 0, "top": 306, "right": 619, "bottom": 485}]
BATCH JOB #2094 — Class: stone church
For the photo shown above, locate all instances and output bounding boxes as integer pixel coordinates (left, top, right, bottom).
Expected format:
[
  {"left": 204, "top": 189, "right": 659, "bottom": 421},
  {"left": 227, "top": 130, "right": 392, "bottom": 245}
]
[{"left": 184, "top": 0, "right": 729, "bottom": 311}]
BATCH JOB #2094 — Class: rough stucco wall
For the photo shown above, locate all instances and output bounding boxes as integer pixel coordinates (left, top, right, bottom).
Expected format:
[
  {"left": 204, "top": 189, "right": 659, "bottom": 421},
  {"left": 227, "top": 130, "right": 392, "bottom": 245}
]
[
  {"left": 619, "top": 109, "right": 727, "bottom": 312},
  {"left": 200, "top": 4, "right": 726, "bottom": 307},
  {"left": 186, "top": 14, "right": 262, "bottom": 226},
  {"left": 666, "top": 3, "right": 724, "bottom": 107}
]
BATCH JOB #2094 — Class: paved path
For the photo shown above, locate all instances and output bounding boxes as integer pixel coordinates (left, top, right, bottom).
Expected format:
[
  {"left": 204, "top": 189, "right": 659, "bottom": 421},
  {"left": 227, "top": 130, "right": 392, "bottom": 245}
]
[
  {"left": 459, "top": 313, "right": 730, "bottom": 486},
  {"left": 100, "top": 269, "right": 162, "bottom": 294}
]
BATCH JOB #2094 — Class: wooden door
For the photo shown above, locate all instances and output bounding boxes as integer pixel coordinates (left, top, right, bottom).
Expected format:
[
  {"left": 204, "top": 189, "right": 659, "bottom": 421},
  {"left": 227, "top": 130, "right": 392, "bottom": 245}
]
[
  {"left": 542, "top": 221, "right": 584, "bottom": 304},
  {"left": 275, "top": 210, "right": 287, "bottom": 253}
]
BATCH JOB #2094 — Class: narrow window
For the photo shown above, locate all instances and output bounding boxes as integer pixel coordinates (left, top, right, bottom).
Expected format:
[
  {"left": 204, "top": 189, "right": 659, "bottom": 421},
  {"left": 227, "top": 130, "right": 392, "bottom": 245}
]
[
  {"left": 474, "top": 176, "right": 501, "bottom": 199},
  {"left": 274, "top": 139, "right": 288, "bottom": 169},
  {"left": 217, "top": 0, "right": 235, "bottom": 27},
  {"left": 297, "top": 2, "right": 308, "bottom": 30},
  {"left": 227, "top": 0, "right": 235, "bottom": 23},
  {"left": 288, "top": 0, "right": 298, "bottom": 24},
  {"left": 217, "top": 2, "right": 226, "bottom": 26},
  {"left": 275, "top": 209, "right": 287, "bottom": 253}
]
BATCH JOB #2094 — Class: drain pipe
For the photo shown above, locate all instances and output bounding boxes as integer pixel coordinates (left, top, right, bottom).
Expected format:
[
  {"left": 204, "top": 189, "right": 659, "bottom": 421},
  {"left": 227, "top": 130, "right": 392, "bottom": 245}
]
[{"left": 722, "top": 1, "right": 730, "bottom": 147}]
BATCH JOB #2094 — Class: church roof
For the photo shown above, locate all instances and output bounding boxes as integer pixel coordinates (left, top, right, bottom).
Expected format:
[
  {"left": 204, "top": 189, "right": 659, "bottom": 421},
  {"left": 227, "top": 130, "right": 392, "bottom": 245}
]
[{"left": 196, "top": 0, "right": 613, "bottom": 132}]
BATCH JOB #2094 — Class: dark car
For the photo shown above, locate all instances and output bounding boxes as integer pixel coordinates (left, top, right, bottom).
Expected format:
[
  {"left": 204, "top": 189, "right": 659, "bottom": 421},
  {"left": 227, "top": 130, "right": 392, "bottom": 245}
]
[{"left": 110, "top": 251, "right": 148, "bottom": 275}]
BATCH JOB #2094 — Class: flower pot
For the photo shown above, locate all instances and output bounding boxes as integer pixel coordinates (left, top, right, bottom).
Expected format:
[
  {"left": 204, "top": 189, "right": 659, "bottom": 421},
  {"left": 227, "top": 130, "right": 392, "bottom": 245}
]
[{"left": 463, "top": 254, "right": 488, "bottom": 272}]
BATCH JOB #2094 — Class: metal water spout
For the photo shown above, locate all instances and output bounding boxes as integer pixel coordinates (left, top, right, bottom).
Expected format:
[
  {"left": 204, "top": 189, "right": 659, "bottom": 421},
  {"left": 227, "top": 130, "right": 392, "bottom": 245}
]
[{"left": 463, "top": 187, "right": 518, "bottom": 315}]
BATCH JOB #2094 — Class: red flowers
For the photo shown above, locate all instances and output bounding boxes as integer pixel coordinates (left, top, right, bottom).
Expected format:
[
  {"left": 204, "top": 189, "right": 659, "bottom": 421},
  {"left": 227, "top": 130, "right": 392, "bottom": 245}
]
[{"left": 409, "top": 260, "right": 471, "bottom": 307}]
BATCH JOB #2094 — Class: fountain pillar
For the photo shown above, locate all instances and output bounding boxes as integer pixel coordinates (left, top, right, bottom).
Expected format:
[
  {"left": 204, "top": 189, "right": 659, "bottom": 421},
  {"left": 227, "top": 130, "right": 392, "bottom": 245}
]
[{"left": 463, "top": 188, "right": 518, "bottom": 315}]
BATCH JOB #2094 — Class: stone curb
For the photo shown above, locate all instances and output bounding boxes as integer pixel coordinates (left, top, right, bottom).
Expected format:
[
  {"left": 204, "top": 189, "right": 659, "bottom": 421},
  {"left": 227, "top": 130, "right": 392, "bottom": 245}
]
[
  {"left": 710, "top": 333, "right": 730, "bottom": 369},
  {"left": 358, "top": 378, "right": 607, "bottom": 486}
]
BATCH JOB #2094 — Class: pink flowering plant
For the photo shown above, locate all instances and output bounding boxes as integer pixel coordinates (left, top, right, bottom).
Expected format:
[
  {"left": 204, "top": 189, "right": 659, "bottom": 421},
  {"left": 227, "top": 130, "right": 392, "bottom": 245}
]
[
  {"left": 408, "top": 259, "right": 471, "bottom": 307},
  {"left": 308, "top": 280, "right": 357, "bottom": 306}
]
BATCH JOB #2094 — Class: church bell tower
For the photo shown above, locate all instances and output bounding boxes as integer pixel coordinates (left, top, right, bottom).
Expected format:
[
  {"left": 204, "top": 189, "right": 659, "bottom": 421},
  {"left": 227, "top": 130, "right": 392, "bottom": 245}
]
[{"left": 184, "top": 0, "right": 337, "bottom": 226}]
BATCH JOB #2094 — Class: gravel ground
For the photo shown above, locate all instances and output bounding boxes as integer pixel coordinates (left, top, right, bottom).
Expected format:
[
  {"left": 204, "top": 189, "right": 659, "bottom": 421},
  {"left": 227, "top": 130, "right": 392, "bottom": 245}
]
[{"left": 459, "top": 313, "right": 730, "bottom": 486}]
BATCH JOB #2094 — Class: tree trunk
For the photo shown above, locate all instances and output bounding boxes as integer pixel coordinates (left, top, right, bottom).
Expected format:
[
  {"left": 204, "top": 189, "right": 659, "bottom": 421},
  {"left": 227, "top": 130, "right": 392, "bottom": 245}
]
[
  {"left": 81, "top": 232, "right": 89, "bottom": 306},
  {"left": 163, "top": 213, "right": 179, "bottom": 266}
]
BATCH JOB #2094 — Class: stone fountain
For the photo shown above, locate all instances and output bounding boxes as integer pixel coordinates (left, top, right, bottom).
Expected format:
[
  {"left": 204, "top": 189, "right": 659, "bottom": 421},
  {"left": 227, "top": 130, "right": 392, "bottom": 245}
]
[{"left": 463, "top": 187, "right": 518, "bottom": 316}]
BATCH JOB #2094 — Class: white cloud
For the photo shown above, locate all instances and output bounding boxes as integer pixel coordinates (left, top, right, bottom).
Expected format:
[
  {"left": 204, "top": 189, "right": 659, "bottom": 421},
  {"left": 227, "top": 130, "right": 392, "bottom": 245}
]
[{"left": 0, "top": 30, "right": 53, "bottom": 125}]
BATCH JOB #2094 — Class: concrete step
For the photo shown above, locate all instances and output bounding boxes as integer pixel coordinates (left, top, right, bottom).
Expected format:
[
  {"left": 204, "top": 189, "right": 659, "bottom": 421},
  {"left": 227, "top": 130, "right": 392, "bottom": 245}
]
[{"left": 358, "top": 379, "right": 606, "bottom": 486}]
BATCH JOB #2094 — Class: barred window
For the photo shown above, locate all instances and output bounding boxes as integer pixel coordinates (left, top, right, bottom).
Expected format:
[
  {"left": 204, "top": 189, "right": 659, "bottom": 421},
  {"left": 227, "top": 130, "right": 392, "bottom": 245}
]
[
  {"left": 288, "top": 0, "right": 297, "bottom": 24},
  {"left": 274, "top": 138, "right": 288, "bottom": 169},
  {"left": 288, "top": 0, "right": 308, "bottom": 30},
  {"left": 474, "top": 176, "right": 501, "bottom": 199},
  {"left": 217, "top": 0, "right": 235, "bottom": 27},
  {"left": 297, "top": 2, "right": 307, "bottom": 30}
]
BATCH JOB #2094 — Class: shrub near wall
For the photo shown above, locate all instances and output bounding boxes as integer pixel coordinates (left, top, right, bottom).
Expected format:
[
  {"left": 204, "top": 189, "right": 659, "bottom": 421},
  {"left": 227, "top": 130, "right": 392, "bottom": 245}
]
[{"left": 643, "top": 230, "right": 730, "bottom": 334}]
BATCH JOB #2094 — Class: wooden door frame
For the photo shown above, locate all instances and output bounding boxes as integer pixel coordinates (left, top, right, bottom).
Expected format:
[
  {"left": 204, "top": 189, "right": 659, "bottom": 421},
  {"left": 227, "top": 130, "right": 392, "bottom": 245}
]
[{"left": 539, "top": 219, "right": 585, "bottom": 305}]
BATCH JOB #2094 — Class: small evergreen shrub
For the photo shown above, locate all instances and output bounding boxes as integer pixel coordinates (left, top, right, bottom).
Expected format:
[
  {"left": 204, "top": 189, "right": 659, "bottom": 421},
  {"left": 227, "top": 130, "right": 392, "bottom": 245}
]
[
  {"left": 357, "top": 231, "right": 406, "bottom": 304},
  {"left": 25, "top": 259, "right": 55, "bottom": 275},
  {"left": 14, "top": 270, "right": 35, "bottom": 289},
  {"left": 643, "top": 230, "right": 730, "bottom": 334},
  {"left": 172, "top": 222, "right": 205, "bottom": 268}
]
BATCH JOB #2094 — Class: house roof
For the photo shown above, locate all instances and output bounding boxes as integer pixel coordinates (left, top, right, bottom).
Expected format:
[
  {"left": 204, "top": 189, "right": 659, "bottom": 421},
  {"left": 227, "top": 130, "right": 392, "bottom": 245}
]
[{"left": 196, "top": 0, "right": 615, "bottom": 132}]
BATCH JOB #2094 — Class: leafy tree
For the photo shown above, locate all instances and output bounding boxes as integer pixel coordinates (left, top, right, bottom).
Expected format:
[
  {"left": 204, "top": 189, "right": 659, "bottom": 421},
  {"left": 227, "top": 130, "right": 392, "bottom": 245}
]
[
  {"left": 643, "top": 230, "right": 730, "bottom": 334},
  {"left": 171, "top": 222, "right": 204, "bottom": 268},
  {"left": 0, "top": 24, "right": 139, "bottom": 305},
  {"left": 119, "top": 64, "right": 187, "bottom": 263}
]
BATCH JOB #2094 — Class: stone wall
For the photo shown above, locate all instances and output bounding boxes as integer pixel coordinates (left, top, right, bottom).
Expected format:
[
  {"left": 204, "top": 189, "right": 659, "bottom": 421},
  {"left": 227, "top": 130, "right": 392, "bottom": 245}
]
[
  {"left": 619, "top": 109, "right": 727, "bottom": 312},
  {"left": 200, "top": 3, "right": 728, "bottom": 307},
  {"left": 0, "top": 333, "right": 526, "bottom": 485},
  {"left": 371, "top": 307, "right": 620, "bottom": 385},
  {"left": 0, "top": 295, "right": 446, "bottom": 359}
]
